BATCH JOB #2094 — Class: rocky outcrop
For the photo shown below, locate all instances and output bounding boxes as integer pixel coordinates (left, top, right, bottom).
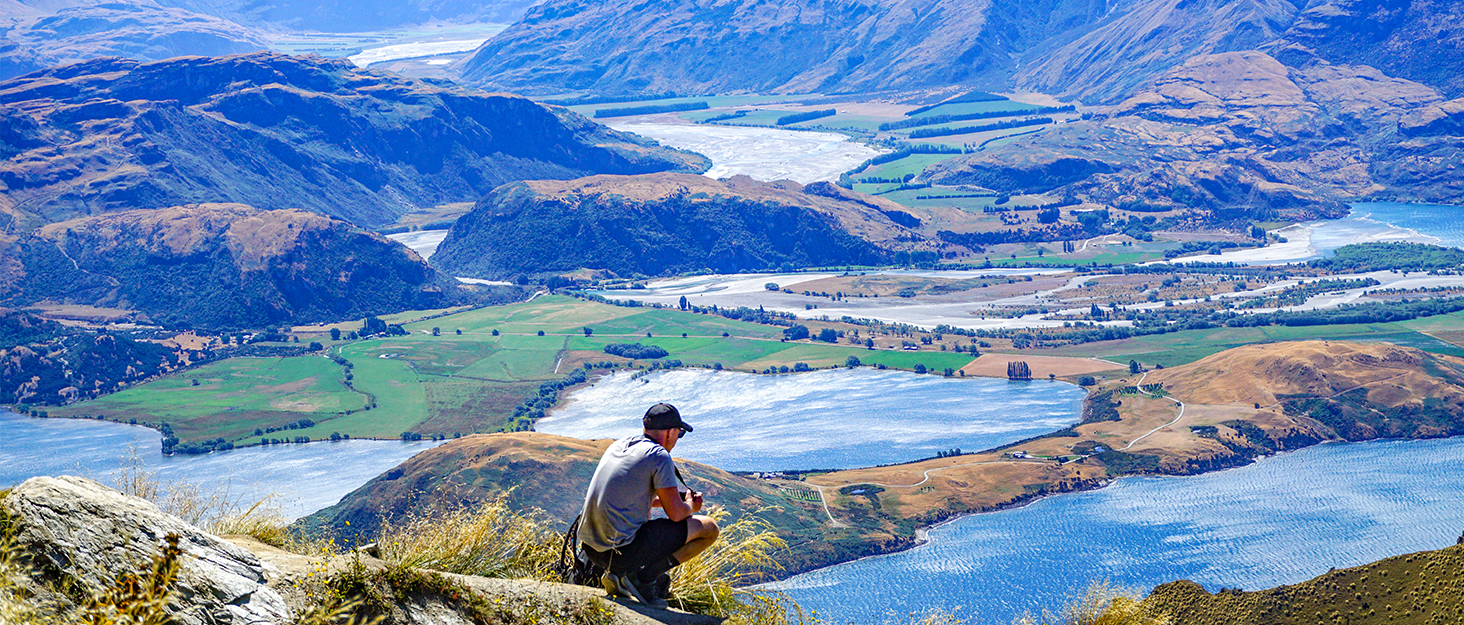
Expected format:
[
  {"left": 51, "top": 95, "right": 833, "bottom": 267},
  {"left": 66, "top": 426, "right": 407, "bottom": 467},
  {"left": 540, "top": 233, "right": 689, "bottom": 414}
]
[
  {"left": 458, "top": 0, "right": 1108, "bottom": 95},
  {"left": 2, "top": 476, "right": 291, "bottom": 625},
  {"left": 0, "top": 203, "right": 468, "bottom": 329},
  {"left": 0, "top": 475, "right": 719, "bottom": 625},
  {"left": 432, "top": 173, "right": 938, "bottom": 279},
  {"left": 0, "top": 52, "right": 709, "bottom": 230},
  {"left": 928, "top": 51, "right": 1464, "bottom": 218},
  {"left": 1277, "top": 0, "right": 1464, "bottom": 99}
]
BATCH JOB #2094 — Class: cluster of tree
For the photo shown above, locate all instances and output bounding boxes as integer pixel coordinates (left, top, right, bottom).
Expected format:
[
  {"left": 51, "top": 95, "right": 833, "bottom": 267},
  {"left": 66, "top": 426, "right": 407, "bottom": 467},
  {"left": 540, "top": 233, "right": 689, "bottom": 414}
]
[
  {"left": 915, "top": 193, "right": 991, "bottom": 200},
  {"left": 699, "top": 110, "right": 749, "bottom": 124},
  {"left": 1007, "top": 361, "right": 1032, "bottom": 380},
  {"left": 933, "top": 448, "right": 965, "bottom": 458},
  {"left": 543, "top": 92, "right": 682, "bottom": 106},
  {"left": 758, "top": 362, "right": 814, "bottom": 374},
  {"left": 1162, "top": 240, "right": 1253, "bottom": 259},
  {"left": 880, "top": 105, "right": 1076, "bottom": 130},
  {"left": 510, "top": 368, "right": 590, "bottom": 429},
  {"left": 603, "top": 343, "right": 669, "bottom": 359},
  {"left": 593, "top": 102, "right": 709, "bottom": 118},
  {"left": 1309, "top": 242, "right": 1464, "bottom": 272},
  {"left": 908, "top": 117, "right": 1051, "bottom": 139},
  {"left": 777, "top": 109, "right": 836, "bottom": 125},
  {"left": 251, "top": 419, "right": 316, "bottom": 437},
  {"left": 0, "top": 311, "right": 181, "bottom": 406},
  {"left": 905, "top": 91, "right": 1007, "bottom": 116},
  {"left": 359, "top": 316, "right": 408, "bottom": 338},
  {"left": 843, "top": 144, "right": 964, "bottom": 177},
  {"left": 163, "top": 437, "right": 234, "bottom": 455},
  {"left": 1284, "top": 387, "right": 1464, "bottom": 441},
  {"left": 937, "top": 223, "right": 1090, "bottom": 248}
]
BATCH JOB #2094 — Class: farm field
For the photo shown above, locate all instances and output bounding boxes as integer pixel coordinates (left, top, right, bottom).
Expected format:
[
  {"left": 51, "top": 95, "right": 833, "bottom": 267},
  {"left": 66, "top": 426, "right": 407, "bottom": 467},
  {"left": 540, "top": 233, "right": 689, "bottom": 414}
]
[{"left": 55, "top": 295, "right": 974, "bottom": 449}]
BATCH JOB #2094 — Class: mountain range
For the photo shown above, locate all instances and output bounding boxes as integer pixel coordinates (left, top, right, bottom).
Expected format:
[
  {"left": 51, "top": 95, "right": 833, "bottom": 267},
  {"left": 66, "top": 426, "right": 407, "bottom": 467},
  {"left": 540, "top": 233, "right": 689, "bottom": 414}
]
[{"left": 0, "top": 52, "right": 708, "bottom": 232}]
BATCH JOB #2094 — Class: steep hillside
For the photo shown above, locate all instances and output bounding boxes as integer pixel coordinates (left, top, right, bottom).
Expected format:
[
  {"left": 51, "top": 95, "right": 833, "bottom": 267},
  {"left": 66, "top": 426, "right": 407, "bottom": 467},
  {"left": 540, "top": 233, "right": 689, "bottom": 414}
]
[
  {"left": 458, "top": 0, "right": 1109, "bottom": 96},
  {"left": 1014, "top": 0, "right": 1301, "bottom": 104},
  {"left": 154, "top": 0, "right": 537, "bottom": 32},
  {"left": 432, "top": 173, "right": 937, "bottom": 279},
  {"left": 0, "top": 203, "right": 465, "bottom": 329},
  {"left": 297, "top": 432, "right": 837, "bottom": 571},
  {"left": 0, "top": 52, "right": 709, "bottom": 230},
  {"left": 0, "top": 308, "right": 182, "bottom": 404},
  {"left": 0, "top": 1, "right": 266, "bottom": 81},
  {"left": 1141, "top": 539, "right": 1464, "bottom": 624},
  {"left": 928, "top": 51, "right": 1464, "bottom": 220},
  {"left": 1278, "top": 0, "right": 1464, "bottom": 99}
]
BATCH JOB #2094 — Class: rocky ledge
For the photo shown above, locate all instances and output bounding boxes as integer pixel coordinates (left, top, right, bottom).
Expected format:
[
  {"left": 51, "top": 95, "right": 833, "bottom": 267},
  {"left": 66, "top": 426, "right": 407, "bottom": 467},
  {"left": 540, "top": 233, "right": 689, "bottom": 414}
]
[{"left": 0, "top": 476, "right": 717, "bottom": 625}]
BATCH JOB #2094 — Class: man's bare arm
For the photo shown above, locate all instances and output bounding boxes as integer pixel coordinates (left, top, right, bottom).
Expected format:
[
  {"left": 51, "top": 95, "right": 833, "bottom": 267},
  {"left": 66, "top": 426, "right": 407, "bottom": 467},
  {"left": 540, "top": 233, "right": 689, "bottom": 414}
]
[{"left": 655, "top": 485, "right": 699, "bottom": 521}]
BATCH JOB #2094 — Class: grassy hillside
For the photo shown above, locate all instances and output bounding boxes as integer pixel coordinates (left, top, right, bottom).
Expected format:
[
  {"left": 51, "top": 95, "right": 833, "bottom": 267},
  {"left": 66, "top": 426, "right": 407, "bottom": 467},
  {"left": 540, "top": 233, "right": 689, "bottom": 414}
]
[
  {"left": 1141, "top": 540, "right": 1464, "bottom": 625},
  {"left": 432, "top": 173, "right": 940, "bottom": 279},
  {"left": 0, "top": 52, "right": 708, "bottom": 231},
  {"left": 0, "top": 204, "right": 466, "bottom": 330}
]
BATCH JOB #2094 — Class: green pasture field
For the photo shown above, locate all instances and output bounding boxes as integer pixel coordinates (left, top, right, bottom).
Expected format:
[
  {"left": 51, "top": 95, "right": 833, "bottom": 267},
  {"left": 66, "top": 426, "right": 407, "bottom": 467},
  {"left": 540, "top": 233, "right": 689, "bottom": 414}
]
[
  {"left": 789, "top": 115, "right": 890, "bottom": 132},
  {"left": 568, "top": 95, "right": 807, "bottom": 118},
  {"left": 912, "top": 101, "right": 1042, "bottom": 118},
  {"left": 876, "top": 189, "right": 997, "bottom": 213},
  {"left": 852, "top": 182, "right": 905, "bottom": 195},
  {"left": 859, "top": 153, "right": 961, "bottom": 181},
  {"left": 1037, "top": 312, "right": 1464, "bottom": 368},
  {"left": 52, "top": 356, "right": 364, "bottom": 442}
]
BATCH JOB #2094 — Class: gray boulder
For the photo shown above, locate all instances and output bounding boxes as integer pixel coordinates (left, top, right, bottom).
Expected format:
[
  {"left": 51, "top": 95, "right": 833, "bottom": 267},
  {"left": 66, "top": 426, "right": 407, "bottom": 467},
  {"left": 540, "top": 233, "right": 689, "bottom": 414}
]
[{"left": 2, "top": 476, "right": 292, "bottom": 625}]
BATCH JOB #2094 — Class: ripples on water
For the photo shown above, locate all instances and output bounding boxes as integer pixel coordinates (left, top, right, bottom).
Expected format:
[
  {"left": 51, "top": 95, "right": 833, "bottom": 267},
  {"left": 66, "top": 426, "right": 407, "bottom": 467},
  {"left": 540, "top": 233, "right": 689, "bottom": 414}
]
[
  {"left": 538, "top": 368, "right": 1086, "bottom": 471},
  {"left": 0, "top": 410, "right": 444, "bottom": 518},
  {"left": 772, "top": 437, "right": 1464, "bottom": 624}
]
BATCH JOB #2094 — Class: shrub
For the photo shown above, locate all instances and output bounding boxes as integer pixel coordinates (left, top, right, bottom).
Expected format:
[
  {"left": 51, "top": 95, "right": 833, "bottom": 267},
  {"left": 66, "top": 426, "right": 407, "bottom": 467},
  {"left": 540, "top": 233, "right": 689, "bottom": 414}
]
[
  {"left": 776, "top": 109, "right": 835, "bottom": 125},
  {"left": 603, "top": 343, "right": 669, "bottom": 359},
  {"left": 375, "top": 491, "right": 560, "bottom": 580}
]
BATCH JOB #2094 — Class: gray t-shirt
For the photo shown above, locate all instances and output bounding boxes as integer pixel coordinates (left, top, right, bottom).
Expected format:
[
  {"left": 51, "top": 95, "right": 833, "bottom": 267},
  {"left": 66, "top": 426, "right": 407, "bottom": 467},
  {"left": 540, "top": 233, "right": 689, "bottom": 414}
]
[{"left": 579, "top": 434, "right": 679, "bottom": 552}]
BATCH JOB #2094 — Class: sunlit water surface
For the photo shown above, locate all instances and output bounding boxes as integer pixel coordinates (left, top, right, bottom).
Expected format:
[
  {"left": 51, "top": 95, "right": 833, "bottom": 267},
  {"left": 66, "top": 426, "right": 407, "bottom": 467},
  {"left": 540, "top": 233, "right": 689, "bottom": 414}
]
[
  {"left": 0, "top": 410, "right": 444, "bottom": 519},
  {"left": 539, "top": 368, "right": 1085, "bottom": 471},
  {"left": 771, "top": 437, "right": 1464, "bottom": 623}
]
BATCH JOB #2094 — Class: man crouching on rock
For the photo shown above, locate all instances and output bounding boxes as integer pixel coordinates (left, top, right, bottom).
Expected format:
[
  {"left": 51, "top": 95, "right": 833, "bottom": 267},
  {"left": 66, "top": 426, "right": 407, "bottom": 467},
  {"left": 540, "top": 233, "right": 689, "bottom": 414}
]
[{"left": 578, "top": 403, "right": 720, "bottom": 608}]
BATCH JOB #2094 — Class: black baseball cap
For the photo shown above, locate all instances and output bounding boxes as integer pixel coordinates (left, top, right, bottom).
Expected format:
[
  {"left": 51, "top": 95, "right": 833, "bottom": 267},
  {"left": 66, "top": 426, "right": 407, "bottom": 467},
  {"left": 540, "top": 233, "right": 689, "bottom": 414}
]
[{"left": 643, "top": 403, "right": 693, "bottom": 434}]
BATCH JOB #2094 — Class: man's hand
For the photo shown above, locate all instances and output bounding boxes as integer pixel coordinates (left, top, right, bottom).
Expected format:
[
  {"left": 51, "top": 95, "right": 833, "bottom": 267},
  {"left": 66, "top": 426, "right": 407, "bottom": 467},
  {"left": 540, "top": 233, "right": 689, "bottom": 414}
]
[{"left": 687, "top": 490, "right": 703, "bottom": 513}]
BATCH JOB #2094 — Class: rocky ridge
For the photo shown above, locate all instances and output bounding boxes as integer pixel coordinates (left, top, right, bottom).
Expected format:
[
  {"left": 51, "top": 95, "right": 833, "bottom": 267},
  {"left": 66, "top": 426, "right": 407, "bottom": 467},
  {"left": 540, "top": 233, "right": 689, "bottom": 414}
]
[
  {"left": 0, "top": 475, "right": 717, "bottom": 625},
  {"left": 0, "top": 52, "right": 709, "bottom": 231},
  {"left": 926, "top": 51, "right": 1464, "bottom": 219}
]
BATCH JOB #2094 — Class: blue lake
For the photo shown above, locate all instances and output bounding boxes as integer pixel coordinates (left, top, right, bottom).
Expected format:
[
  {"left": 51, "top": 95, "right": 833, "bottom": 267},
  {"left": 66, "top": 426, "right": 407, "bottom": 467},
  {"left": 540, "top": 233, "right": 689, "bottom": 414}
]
[
  {"left": 0, "top": 410, "right": 444, "bottom": 519},
  {"left": 1347, "top": 201, "right": 1464, "bottom": 250},
  {"left": 770, "top": 437, "right": 1464, "bottom": 624},
  {"left": 538, "top": 368, "right": 1086, "bottom": 471}
]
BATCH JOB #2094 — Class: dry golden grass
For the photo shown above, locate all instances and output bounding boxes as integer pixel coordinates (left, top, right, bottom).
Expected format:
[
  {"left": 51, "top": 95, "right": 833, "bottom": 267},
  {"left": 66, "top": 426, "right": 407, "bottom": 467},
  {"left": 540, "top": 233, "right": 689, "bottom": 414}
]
[
  {"left": 375, "top": 490, "right": 562, "bottom": 580},
  {"left": 666, "top": 508, "right": 794, "bottom": 625},
  {"left": 1014, "top": 581, "right": 1170, "bottom": 625},
  {"left": 109, "top": 448, "right": 292, "bottom": 545}
]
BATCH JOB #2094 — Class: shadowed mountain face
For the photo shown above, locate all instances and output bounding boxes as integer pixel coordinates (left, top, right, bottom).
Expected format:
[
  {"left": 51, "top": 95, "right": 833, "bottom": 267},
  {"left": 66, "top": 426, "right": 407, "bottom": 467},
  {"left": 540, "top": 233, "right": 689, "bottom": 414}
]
[
  {"left": 459, "top": 0, "right": 1109, "bottom": 96},
  {"left": 927, "top": 51, "right": 1464, "bottom": 219},
  {"left": 0, "top": 203, "right": 464, "bottom": 329},
  {"left": 152, "top": 0, "right": 538, "bottom": 32},
  {"left": 0, "top": 52, "right": 709, "bottom": 231},
  {"left": 1277, "top": 0, "right": 1464, "bottom": 99},
  {"left": 0, "top": 1, "right": 267, "bottom": 81},
  {"left": 432, "top": 173, "right": 936, "bottom": 279}
]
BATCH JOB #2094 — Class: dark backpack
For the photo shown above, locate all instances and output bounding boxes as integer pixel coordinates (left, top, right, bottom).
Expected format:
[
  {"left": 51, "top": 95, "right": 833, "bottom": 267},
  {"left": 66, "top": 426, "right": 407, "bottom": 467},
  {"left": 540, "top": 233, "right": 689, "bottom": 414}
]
[{"left": 553, "top": 513, "right": 606, "bottom": 587}]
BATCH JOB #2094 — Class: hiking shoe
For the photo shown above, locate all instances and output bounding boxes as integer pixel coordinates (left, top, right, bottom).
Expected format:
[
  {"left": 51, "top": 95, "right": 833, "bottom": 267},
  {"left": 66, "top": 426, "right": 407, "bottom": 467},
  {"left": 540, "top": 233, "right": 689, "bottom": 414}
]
[
  {"left": 652, "top": 573, "right": 671, "bottom": 600},
  {"left": 633, "top": 578, "right": 668, "bottom": 610},
  {"left": 601, "top": 571, "right": 649, "bottom": 604}
]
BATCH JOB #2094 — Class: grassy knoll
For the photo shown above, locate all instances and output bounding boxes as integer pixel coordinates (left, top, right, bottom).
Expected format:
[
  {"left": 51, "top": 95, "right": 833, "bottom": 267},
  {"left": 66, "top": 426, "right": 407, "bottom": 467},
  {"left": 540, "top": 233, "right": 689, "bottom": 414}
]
[
  {"left": 56, "top": 295, "right": 969, "bottom": 449},
  {"left": 1035, "top": 313, "right": 1464, "bottom": 368}
]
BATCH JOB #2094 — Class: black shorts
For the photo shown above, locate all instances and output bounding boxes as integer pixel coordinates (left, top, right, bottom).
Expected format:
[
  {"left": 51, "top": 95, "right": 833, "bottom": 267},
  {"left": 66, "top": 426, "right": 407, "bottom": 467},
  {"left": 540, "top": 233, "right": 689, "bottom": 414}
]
[{"left": 584, "top": 518, "right": 689, "bottom": 574}]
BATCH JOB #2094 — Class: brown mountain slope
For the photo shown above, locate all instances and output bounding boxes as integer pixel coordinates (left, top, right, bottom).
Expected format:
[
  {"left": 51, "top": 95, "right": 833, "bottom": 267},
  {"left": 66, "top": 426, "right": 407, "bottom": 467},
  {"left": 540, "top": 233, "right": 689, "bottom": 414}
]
[
  {"left": 458, "top": 0, "right": 1108, "bottom": 96},
  {"left": 296, "top": 432, "right": 845, "bottom": 573},
  {"left": 0, "top": 203, "right": 471, "bottom": 329},
  {"left": 0, "top": 52, "right": 709, "bottom": 231},
  {"left": 1147, "top": 340, "right": 1464, "bottom": 408},
  {"left": 432, "top": 173, "right": 942, "bottom": 279},
  {"left": 927, "top": 51, "right": 1463, "bottom": 219},
  {"left": 1015, "top": 0, "right": 1300, "bottom": 104}
]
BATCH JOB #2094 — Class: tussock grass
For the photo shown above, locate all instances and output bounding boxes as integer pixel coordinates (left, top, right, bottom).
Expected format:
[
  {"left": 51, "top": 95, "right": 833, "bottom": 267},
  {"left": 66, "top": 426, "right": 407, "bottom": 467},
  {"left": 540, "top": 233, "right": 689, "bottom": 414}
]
[
  {"left": 109, "top": 448, "right": 293, "bottom": 547},
  {"left": 1014, "top": 581, "right": 1170, "bottom": 625},
  {"left": 375, "top": 490, "right": 562, "bottom": 579},
  {"left": 667, "top": 508, "right": 798, "bottom": 625}
]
